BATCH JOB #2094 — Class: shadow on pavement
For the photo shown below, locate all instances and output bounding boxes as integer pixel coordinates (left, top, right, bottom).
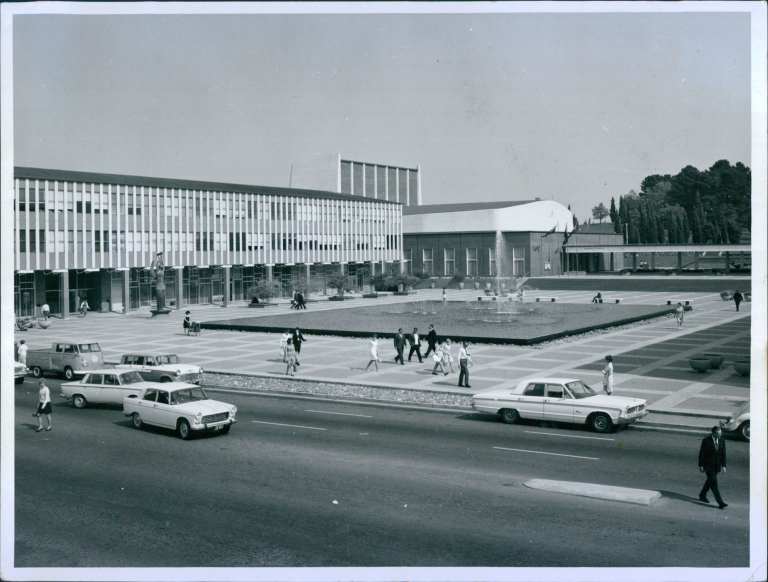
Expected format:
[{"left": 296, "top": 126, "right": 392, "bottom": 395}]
[{"left": 658, "top": 490, "right": 714, "bottom": 507}]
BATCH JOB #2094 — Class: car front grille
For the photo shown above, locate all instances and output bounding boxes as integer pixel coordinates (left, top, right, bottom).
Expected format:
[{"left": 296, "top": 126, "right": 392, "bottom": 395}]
[
  {"left": 180, "top": 373, "right": 202, "bottom": 384},
  {"left": 203, "top": 412, "right": 229, "bottom": 424},
  {"left": 627, "top": 404, "right": 645, "bottom": 415}
]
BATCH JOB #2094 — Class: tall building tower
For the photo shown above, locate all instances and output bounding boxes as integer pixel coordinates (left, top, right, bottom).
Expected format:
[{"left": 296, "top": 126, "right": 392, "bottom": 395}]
[{"left": 338, "top": 157, "right": 421, "bottom": 206}]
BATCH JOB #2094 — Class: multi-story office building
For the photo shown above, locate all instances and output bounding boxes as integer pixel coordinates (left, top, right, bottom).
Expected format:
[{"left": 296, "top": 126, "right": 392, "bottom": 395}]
[
  {"left": 339, "top": 158, "right": 421, "bottom": 206},
  {"left": 13, "top": 167, "right": 402, "bottom": 317}
]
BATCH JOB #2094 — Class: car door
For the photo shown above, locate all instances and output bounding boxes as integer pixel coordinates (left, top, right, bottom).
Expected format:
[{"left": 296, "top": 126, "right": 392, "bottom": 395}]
[
  {"left": 543, "top": 383, "right": 575, "bottom": 425},
  {"left": 101, "top": 373, "right": 124, "bottom": 404},
  {"left": 82, "top": 373, "right": 104, "bottom": 403},
  {"left": 153, "top": 389, "right": 177, "bottom": 429},
  {"left": 516, "top": 383, "right": 546, "bottom": 420},
  {"left": 51, "top": 344, "right": 65, "bottom": 371},
  {"left": 136, "top": 389, "right": 159, "bottom": 424}
]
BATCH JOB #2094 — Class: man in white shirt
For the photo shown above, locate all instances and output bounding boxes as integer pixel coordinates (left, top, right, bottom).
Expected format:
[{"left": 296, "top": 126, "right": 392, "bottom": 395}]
[
  {"left": 407, "top": 327, "right": 423, "bottom": 363},
  {"left": 35, "top": 380, "right": 53, "bottom": 432},
  {"left": 458, "top": 341, "right": 472, "bottom": 388}
]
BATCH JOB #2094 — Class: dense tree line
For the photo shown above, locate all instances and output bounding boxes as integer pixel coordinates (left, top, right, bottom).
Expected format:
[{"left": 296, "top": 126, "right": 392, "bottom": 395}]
[{"left": 605, "top": 160, "right": 750, "bottom": 244}]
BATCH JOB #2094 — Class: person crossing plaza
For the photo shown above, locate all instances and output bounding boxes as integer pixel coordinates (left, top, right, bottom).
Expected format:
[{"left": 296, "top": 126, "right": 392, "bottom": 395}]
[
  {"left": 698, "top": 426, "right": 728, "bottom": 509},
  {"left": 601, "top": 355, "right": 614, "bottom": 395},
  {"left": 365, "top": 335, "right": 380, "bottom": 372},
  {"left": 393, "top": 328, "right": 406, "bottom": 365},
  {"left": 674, "top": 302, "right": 685, "bottom": 327},
  {"left": 34, "top": 380, "right": 53, "bottom": 432},
  {"left": 423, "top": 324, "right": 439, "bottom": 358},
  {"left": 407, "top": 327, "right": 424, "bottom": 363},
  {"left": 732, "top": 290, "right": 744, "bottom": 312}
]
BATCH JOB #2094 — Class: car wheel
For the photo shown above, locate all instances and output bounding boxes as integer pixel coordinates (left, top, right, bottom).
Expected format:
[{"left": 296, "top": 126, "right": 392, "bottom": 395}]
[
  {"left": 31, "top": 366, "right": 42, "bottom": 378},
  {"left": 15, "top": 377, "right": 24, "bottom": 385},
  {"left": 63, "top": 366, "right": 74, "bottom": 381},
  {"left": 160, "top": 376, "right": 172, "bottom": 383},
  {"left": 590, "top": 412, "right": 613, "bottom": 433},
  {"left": 131, "top": 413, "right": 142, "bottom": 429},
  {"left": 221, "top": 424, "right": 231, "bottom": 434},
  {"left": 500, "top": 409, "right": 520, "bottom": 424},
  {"left": 740, "top": 421, "right": 750, "bottom": 442},
  {"left": 177, "top": 419, "right": 192, "bottom": 440},
  {"left": 72, "top": 394, "right": 87, "bottom": 409}
]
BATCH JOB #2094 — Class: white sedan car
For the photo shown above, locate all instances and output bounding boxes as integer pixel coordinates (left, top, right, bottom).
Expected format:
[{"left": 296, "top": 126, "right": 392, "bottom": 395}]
[
  {"left": 720, "top": 402, "right": 749, "bottom": 441},
  {"left": 123, "top": 384, "right": 237, "bottom": 440},
  {"left": 61, "top": 369, "right": 155, "bottom": 408},
  {"left": 471, "top": 377, "right": 648, "bottom": 433}
]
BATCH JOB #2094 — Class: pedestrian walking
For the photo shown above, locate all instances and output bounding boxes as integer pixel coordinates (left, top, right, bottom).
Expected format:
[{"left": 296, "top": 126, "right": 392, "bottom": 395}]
[
  {"left": 443, "top": 338, "right": 456, "bottom": 373},
  {"left": 601, "top": 355, "right": 614, "bottom": 395},
  {"left": 442, "top": 288, "right": 447, "bottom": 305},
  {"left": 296, "top": 290, "right": 307, "bottom": 310},
  {"left": 79, "top": 297, "right": 90, "bottom": 317},
  {"left": 393, "top": 328, "right": 406, "bottom": 364},
  {"left": 458, "top": 341, "right": 472, "bottom": 388},
  {"left": 365, "top": 335, "right": 380, "bottom": 372},
  {"left": 183, "top": 310, "right": 191, "bottom": 335},
  {"left": 285, "top": 343, "right": 298, "bottom": 376},
  {"left": 733, "top": 290, "right": 744, "bottom": 312},
  {"left": 674, "top": 302, "right": 684, "bottom": 327},
  {"left": 431, "top": 342, "right": 446, "bottom": 375},
  {"left": 407, "top": 327, "right": 423, "bottom": 363},
  {"left": 17, "top": 339, "right": 28, "bottom": 366},
  {"left": 292, "top": 328, "right": 306, "bottom": 363},
  {"left": 698, "top": 425, "right": 728, "bottom": 509},
  {"left": 424, "top": 324, "right": 438, "bottom": 358},
  {"left": 34, "top": 380, "right": 53, "bottom": 432},
  {"left": 41, "top": 303, "right": 50, "bottom": 320},
  {"left": 280, "top": 330, "right": 292, "bottom": 362}
]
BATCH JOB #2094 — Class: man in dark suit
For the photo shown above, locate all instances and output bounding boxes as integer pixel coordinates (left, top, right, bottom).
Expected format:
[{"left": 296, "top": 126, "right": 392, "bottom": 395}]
[
  {"left": 423, "top": 324, "right": 438, "bottom": 358},
  {"left": 698, "top": 425, "right": 728, "bottom": 509},
  {"left": 393, "top": 328, "right": 406, "bottom": 365},
  {"left": 407, "top": 327, "right": 423, "bottom": 363},
  {"left": 292, "top": 328, "right": 306, "bottom": 356}
]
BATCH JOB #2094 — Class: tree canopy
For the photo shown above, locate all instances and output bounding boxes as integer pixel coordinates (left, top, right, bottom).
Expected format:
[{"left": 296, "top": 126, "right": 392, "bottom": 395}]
[{"left": 609, "top": 160, "right": 750, "bottom": 244}]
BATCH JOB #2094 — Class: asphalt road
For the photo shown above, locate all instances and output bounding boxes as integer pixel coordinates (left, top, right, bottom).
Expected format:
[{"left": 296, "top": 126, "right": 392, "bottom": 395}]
[{"left": 13, "top": 379, "right": 750, "bottom": 567}]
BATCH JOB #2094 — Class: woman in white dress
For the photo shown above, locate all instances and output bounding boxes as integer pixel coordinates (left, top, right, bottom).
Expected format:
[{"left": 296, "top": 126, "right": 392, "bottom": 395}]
[
  {"left": 442, "top": 338, "right": 456, "bottom": 374},
  {"left": 601, "top": 355, "right": 614, "bottom": 395},
  {"left": 365, "top": 335, "right": 380, "bottom": 372}
]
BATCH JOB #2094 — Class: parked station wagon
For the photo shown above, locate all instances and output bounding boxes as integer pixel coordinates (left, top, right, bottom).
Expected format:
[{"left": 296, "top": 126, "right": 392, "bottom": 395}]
[
  {"left": 118, "top": 353, "right": 203, "bottom": 384},
  {"left": 27, "top": 342, "right": 104, "bottom": 380},
  {"left": 471, "top": 377, "right": 648, "bottom": 433},
  {"left": 61, "top": 369, "right": 156, "bottom": 408},
  {"left": 123, "top": 384, "right": 236, "bottom": 440}
]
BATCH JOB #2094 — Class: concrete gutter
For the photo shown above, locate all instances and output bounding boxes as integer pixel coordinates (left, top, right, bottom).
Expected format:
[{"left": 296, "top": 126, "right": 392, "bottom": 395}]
[{"left": 524, "top": 479, "right": 661, "bottom": 506}]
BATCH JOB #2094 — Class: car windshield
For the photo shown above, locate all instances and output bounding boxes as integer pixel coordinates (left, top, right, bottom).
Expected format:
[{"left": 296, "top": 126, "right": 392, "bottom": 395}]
[
  {"left": 119, "top": 371, "right": 145, "bottom": 385},
  {"left": 157, "top": 355, "right": 180, "bottom": 364},
  {"left": 79, "top": 343, "right": 101, "bottom": 353},
  {"left": 171, "top": 387, "right": 208, "bottom": 404},
  {"left": 565, "top": 381, "right": 597, "bottom": 399}
]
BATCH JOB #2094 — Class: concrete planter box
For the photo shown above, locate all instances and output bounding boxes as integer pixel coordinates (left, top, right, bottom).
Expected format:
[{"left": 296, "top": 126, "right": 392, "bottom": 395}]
[
  {"left": 688, "top": 358, "right": 711, "bottom": 373},
  {"left": 248, "top": 302, "right": 277, "bottom": 308},
  {"left": 362, "top": 293, "right": 379, "bottom": 299},
  {"left": 733, "top": 360, "right": 750, "bottom": 377},
  {"left": 701, "top": 353, "right": 724, "bottom": 369},
  {"left": 328, "top": 296, "right": 348, "bottom": 301}
]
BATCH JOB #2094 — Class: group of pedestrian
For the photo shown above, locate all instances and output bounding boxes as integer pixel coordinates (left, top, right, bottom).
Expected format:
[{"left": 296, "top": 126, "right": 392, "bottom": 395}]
[
  {"left": 290, "top": 290, "right": 307, "bottom": 310},
  {"left": 386, "top": 324, "right": 472, "bottom": 387},
  {"left": 282, "top": 328, "right": 306, "bottom": 376}
]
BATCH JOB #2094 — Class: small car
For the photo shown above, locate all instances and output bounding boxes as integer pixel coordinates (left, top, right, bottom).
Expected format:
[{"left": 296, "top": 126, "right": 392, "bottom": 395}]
[
  {"left": 117, "top": 353, "right": 203, "bottom": 384},
  {"left": 15, "top": 362, "right": 28, "bottom": 384},
  {"left": 123, "top": 384, "right": 237, "bottom": 440},
  {"left": 471, "top": 377, "right": 648, "bottom": 433},
  {"left": 61, "top": 369, "right": 157, "bottom": 408},
  {"left": 27, "top": 341, "right": 104, "bottom": 380},
  {"left": 720, "top": 402, "right": 749, "bottom": 441}
]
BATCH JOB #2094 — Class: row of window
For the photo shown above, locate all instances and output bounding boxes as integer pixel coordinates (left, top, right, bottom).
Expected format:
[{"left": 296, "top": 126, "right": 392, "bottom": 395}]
[{"left": 407, "top": 247, "right": 526, "bottom": 277}]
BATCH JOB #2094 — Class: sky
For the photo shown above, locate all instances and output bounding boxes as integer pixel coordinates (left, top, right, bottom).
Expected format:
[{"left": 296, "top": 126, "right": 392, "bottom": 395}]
[{"left": 12, "top": 8, "right": 751, "bottom": 220}]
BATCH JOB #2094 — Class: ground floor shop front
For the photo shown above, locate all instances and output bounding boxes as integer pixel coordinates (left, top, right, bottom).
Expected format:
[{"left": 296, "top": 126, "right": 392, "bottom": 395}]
[{"left": 13, "top": 261, "right": 398, "bottom": 317}]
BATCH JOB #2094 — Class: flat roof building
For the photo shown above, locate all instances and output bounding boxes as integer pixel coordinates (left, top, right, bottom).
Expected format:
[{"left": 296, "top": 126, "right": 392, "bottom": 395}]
[{"left": 13, "top": 167, "right": 402, "bottom": 317}]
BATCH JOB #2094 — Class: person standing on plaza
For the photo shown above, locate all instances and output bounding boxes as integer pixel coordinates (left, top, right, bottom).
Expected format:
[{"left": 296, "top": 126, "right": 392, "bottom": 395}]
[
  {"left": 407, "top": 327, "right": 423, "bottom": 363},
  {"left": 285, "top": 343, "right": 298, "bottom": 376},
  {"left": 34, "top": 380, "right": 52, "bottom": 432},
  {"left": 393, "top": 328, "right": 406, "bottom": 365},
  {"left": 674, "top": 302, "right": 685, "bottom": 327},
  {"left": 443, "top": 338, "right": 456, "bottom": 374},
  {"left": 79, "top": 297, "right": 90, "bottom": 317},
  {"left": 424, "top": 324, "right": 438, "bottom": 358},
  {"left": 41, "top": 303, "right": 50, "bottom": 320},
  {"left": 296, "top": 290, "right": 307, "bottom": 310},
  {"left": 183, "top": 310, "right": 191, "bottom": 335},
  {"left": 17, "top": 339, "right": 28, "bottom": 366},
  {"left": 442, "top": 288, "right": 447, "bottom": 305},
  {"left": 458, "top": 341, "right": 472, "bottom": 388},
  {"left": 698, "top": 425, "right": 728, "bottom": 509},
  {"left": 292, "top": 328, "right": 306, "bottom": 362},
  {"left": 601, "top": 355, "right": 614, "bottom": 395},
  {"left": 732, "top": 290, "right": 744, "bottom": 312},
  {"left": 281, "top": 330, "right": 292, "bottom": 362},
  {"left": 365, "top": 334, "right": 380, "bottom": 372}
]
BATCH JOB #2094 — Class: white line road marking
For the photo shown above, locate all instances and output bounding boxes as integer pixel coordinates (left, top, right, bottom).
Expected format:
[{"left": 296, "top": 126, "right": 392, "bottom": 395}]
[
  {"left": 493, "top": 446, "right": 599, "bottom": 461},
  {"left": 525, "top": 431, "right": 615, "bottom": 442},
  {"left": 304, "top": 409, "right": 373, "bottom": 418},
  {"left": 251, "top": 420, "right": 327, "bottom": 431}
]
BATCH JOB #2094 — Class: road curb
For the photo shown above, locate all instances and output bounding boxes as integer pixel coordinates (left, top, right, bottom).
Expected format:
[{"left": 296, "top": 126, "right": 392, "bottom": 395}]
[{"left": 524, "top": 478, "right": 662, "bottom": 506}]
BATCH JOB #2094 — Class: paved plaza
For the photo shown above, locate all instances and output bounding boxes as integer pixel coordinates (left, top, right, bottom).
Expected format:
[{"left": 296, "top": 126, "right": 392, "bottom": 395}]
[{"left": 14, "top": 285, "right": 752, "bottom": 428}]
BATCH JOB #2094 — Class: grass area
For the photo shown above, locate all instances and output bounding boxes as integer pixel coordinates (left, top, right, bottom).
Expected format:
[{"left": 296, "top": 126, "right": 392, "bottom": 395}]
[{"left": 202, "top": 300, "right": 675, "bottom": 345}]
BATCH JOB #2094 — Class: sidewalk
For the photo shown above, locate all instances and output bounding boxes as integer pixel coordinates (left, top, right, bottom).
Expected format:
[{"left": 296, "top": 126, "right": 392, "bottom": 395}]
[{"left": 14, "top": 288, "right": 751, "bottom": 430}]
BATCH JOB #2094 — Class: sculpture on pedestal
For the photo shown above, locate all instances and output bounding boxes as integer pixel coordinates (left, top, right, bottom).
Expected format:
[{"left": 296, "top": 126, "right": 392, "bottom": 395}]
[{"left": 150, "top": 252, "right": 172, "bottom": 316}]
